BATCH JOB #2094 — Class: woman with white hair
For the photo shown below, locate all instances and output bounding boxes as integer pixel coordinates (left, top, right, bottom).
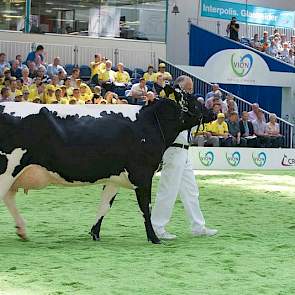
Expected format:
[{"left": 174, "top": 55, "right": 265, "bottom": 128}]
[{"left": 267, "top": 113, "right": 284, "bottom": 148}]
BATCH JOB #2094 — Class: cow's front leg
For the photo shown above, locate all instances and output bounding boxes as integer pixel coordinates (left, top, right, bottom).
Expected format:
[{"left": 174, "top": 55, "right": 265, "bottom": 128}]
[
  {"left": 90, "top": 184, "right": 118, "bottom": 241},
  {"left": 135, "top": 185, "right": 160, "bottom": 244},
  {"left": 3, "top": 190, "right": 27, "bottom": 240}
]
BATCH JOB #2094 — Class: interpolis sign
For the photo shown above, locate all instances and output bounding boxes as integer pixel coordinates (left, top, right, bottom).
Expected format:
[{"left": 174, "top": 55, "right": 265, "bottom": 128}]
[{"left": 204, "top": 49, "right": 269, "bottom": 85}]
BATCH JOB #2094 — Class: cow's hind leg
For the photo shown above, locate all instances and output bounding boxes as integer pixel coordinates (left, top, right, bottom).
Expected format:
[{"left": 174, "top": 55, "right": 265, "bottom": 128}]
[
  {"left": 3, "top": 190, "right": 27, "bottom": 240},
  {"left": 90, "top": 184, "right": 118, "bottom": 241},
  {"left": 136, "top": 185, "right": 160, "bottom": 244}
]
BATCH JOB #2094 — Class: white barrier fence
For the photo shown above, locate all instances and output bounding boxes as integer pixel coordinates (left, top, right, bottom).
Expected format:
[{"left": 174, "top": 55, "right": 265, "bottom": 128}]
[{"left": 189, "top": 147, "right": 295, "bottom": 170}]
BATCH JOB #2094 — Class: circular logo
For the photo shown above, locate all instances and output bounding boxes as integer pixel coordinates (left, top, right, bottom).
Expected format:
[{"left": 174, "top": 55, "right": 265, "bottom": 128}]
[
  {"left": 252, "top": 152, "right": 267, "bottom": 167},
  {"left": 199, "top": 151, "right": 214, "bottom": 167},
  {"left": 231, "top": 53, "right": 253, "bottom": 77},
  {"left": 226, "top": 151, "right": 241, "bottom": 167}
]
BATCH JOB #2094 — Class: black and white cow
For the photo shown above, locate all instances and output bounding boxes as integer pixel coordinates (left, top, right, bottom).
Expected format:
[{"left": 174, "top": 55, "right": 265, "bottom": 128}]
[{"left": 0, "top": 85, "right": 210, "bottom": 244}]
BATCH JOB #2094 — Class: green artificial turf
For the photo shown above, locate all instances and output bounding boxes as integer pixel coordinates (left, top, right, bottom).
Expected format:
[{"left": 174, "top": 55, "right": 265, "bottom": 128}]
[{"left": 1, "top": 170, "right": 295, "bottom": 295}]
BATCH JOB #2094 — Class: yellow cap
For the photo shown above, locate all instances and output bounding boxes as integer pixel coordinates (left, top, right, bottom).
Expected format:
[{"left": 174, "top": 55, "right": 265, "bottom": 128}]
[
  {"left": 15, "top": 90, "right": 23, "bottom": 97},
  {"left": 217, "top": 113, "right": 225, "bottom": 118},
  {"left": 47, "top": 85, "right": 55, "bottom": 91},
  {"left": 159, "top": 63, "right": 166, "bottom": 68},
  {"left": 60, "top": 98, "right": 69, "bottom": 104},
  {"left": 80, "top": 83, "right": 87, "bottom": 88}
]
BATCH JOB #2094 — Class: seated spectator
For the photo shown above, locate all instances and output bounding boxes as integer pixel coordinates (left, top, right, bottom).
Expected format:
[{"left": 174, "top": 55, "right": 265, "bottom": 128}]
[
  {"left": 266, "top": 40, "right": 279, "bottom": 57},
  {"left": 156, "top": 63, "right": 172, "bottom": 82},
  {"left": 285, "top": 49, "right": 295, "bottom": 65},
  {"left": 205, "top": 84, "right": 219, "bottom": 101},
  {"left": 280, "top": 43, "right": 290, "bottom": 59},
  {"left": 224, "top": 93, "right": 238, "bottom": 112},
  {"left": 90, "top": 54, "right": 106, "bottom": 85},
  {"left": 93, "top": 86, "right": 103, "bottom": 103},
  {"left": 153, "top": 74, "right": 166, "bottom": 98},
  {"left": 114, "top": 63, "right": 130, "bottom": 85},
  {"left": 10, "top": 60, "right": 23, "bottom": 79},
  {"left": 26, "top": 45, "right": 45, "bottom": 65},
  {"left": 57, "top": 69, "right": 66, "bottom": 86},
  {"left": 35, "top": 67, "right": 49, "bottom": 84},
  {"left": 80, "top": 83, "right": 93, "bottom": 102},
  {"left": 70, "top": 68, "right": 80, "bottom": 88},
  {"left": 23, "top": 88, "right": 30, "bottom": 101},
  {"left": 253, "top": 110, "right": 270, "bottom": 148},
  {"left": 269, "top": 29, "right": 279, "bottom": 42},
  {"left": 225, "top": 99, "right": 237, "bottom": 119},
  {"left": 145, "top": 91, "right": 156, "bottom": 105},
  {"left": 227, "top": 17, "right": 239, "bottom": 41},
  {"left": 47, "top": 57, "right": 67, "bottom": 78},
  {"left": 27, "top": 61, "right": 38, "bottom": 78},
  {"left": 55, "top": 88, "right": 62, "bottom": 103},
  {"left": 0, "top": 53, "right": 11, "bottom": 75},
  {"left": 44, "top": 85, "right": 56, "bottom": 104},
  {"left": 211, "top": 103, "right": 222, "bottom": 120},
  {"left": 70, "top": 88, "right": 85, "bottom": 104},
  {"left": 206, "top": 92, "right": 227, "bottom": 113},
  {"left": 248, "top": 103, "right": 265, "bottom": 122},
  {"left": 100, "top": 60, "right": 115, "bottom": 83},
  {"left": 9, "top": 78, "right": 18, "bottom": 100},
  {"left": 239, "top": 111, "right": 257, "bottom": 147},
  {"left": 143, "top": 65, "right": 157, "bottom": 82},
  {"left": 251, "top": 34, "right": 262, "bottom": 50},
  {"left": 274, "top": 37, "right": 283, "bottom": 53},
  {"left": 16, "top": 55, "right": 26, "bottom": 70},
  {"left": 3, "top": 68, "right": 11, "bottom": 80},
  {"left": 0, "top": 87, "right": 13, "bottom": 102},
  {"left": 261, "top": 41, "right": 270, "bottom": 53},
  {"left": 64, "top": 77, "right": 73, "bottom": 96},
  {"left": 266, "top": 113, "right": 284, "bottom": 148},
  {"left": 14, "top": 90, "right": 23, "bottom": 102},
  {"left": 191, "top": 123, "right": 219, "bottom": 147},
  {"left": 60, "top": 85, "right": 68, "bottom": 99},
  {"left": 129, "top": 77, "right": 148, "bottom": 105},
  {"left": 226, "top": 111, "right": 247, "bottom": 147},
  {"left": 260, "top": 31, "right": 270, "bottom": 45},
  {"left": 21, "top": 68, "right": 33, "bottom": 86},
  {"left": 207, "top": 113, "right": 231, "bottom": 147},
  {"left": 104, "top": 91, "right": 118, "bottom": 104}
]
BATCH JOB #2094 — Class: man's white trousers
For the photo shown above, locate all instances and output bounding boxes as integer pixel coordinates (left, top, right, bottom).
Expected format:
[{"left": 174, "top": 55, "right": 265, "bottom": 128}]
[{"left": 151, "top": 146, "right": 205, "bottom": 233}]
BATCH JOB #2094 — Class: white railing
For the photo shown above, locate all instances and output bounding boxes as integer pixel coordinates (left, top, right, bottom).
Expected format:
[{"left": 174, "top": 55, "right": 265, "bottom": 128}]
[{"left": 159, "top": 58, "right": 294, "bottom": 148}]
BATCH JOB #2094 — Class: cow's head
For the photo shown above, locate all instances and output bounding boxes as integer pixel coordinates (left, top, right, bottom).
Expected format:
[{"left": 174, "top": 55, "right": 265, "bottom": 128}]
[{"left": 171, "top": 76, "right": 214, "bottom": 131}]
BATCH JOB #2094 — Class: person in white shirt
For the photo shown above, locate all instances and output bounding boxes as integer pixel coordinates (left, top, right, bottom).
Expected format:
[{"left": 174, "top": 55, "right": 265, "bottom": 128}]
[
  {"left": 248, "top": 103, "right": 265, "bottom": 122},
  {"left": 47, "top": 57, "right": 67, "bottom": 78},
  {"left": 0, "top": 53, "right": 10, "bottom": 75},
  {"left": 128, "top": 78, "right": 148, "bottom": 105},
  {"left": 151, "top": 76, "right": 218, "bottom": 240}
]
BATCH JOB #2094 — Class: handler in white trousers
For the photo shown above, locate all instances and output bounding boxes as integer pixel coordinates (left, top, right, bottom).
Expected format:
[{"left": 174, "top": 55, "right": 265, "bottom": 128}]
[{"left": 151, "top": 76, "right": 218, "bottom": 240}]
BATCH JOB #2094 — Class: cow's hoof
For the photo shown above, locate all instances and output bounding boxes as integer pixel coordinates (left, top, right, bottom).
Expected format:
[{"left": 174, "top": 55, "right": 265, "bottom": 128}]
[
  {"left": 149, "top": 237, "right": 161, "bottom": 244},
  {"left": 89, "top": 231, "right": 100, "bottom": 241},
  {"left": 16, "top": 226, "right": 27, "bottom": 241}
]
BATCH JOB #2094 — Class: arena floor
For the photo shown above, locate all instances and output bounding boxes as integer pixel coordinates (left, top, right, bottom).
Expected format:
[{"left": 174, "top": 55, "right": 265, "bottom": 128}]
[{"left": 0, "top": 170, "right": 295, "bottom": 295}]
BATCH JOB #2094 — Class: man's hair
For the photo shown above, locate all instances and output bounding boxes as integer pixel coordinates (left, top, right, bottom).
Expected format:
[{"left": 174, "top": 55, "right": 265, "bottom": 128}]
[
  {"left": 0, "top": 53, "right": 5, "bottom": 57},
  {"left": 230, "top": 111, "right": 238, "bottom": 116},
  {"left": 1, "top": 87, "right": 9, "bottom": 95},
  {"left": 139, "top": 77, "right": 145, "bottom": 82},
  {"left": 36, "top": 45, "right": 44, "bottom": 51},
  {"left": 173, "top": 75, "right": 191, "bottom": 89},
  {"left": 242, "top": 111, "right": 248, "bottom": 116}
]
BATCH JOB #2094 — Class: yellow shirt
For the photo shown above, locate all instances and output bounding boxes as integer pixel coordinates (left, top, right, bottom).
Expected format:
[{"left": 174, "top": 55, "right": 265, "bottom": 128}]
[
  {"left": 193, "top": 123, "right": 210, "bottom": 136},
  {"left": 90, "top": 62, "right": 106, "bottom": 78},
  {"left": 100, "top": 70, "right": 116, "bottom": 82},
  {"left": 143, "top": 72, "right": 157, "bottom": 82},
  {"left": 114, "top": 71, "right": 130, "bottom": 83},
  {"left": 60, "top": 97, "right": 69, "bottom": 104},
  {"left": 66, "top": 87, "right": 73, "bottom": 97},
  {"left": 80, "top": 93, "right": 93, "bottom": 102},
  {"left": 208, "top": 120, "right": 228, "bottom": 135},
  {"left": 44, "top": 94, "right": 56, "bottom": 104}
]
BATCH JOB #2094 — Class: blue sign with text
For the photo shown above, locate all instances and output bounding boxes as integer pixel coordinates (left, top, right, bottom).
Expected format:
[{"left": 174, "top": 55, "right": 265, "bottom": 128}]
[{"left": 200, "top": 0, "right": 295, "bottom": 29}]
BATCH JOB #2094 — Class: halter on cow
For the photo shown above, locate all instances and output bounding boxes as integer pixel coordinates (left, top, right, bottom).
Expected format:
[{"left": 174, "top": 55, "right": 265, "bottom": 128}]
[{"left": 0, "top": 80, "right": 212, "bottom": 244}]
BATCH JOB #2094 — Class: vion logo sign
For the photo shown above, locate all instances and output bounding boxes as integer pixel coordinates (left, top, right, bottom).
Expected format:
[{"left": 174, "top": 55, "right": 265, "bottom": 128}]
[{"left": 231, "top": 53, "right": 254, "bottom": 77}]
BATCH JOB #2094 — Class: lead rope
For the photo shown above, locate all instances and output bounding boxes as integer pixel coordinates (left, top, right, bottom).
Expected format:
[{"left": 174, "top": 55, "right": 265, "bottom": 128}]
[{"left": 154, "top": 111, "right": 167, "bottom": 152}]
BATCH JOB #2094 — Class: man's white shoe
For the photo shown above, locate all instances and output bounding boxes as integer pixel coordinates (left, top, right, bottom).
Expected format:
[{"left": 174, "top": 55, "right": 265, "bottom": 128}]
[
  {"left": 155, "top": 231, "right": 177, "bottom": 240},
  {"left": 192, "top": 227, "right": 218, "bottom": 237}
]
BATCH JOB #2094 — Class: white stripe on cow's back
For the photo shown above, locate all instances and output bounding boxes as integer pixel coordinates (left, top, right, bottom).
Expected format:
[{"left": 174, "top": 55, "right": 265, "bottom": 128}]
[{"left": 0, "top": 102, "right": 142, "bottom": 121}]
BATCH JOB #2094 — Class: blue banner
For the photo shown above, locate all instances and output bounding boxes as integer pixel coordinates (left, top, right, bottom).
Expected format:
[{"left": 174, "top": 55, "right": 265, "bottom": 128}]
[{"left": 200, "top": 0, "right": 295, "bottom": 29}]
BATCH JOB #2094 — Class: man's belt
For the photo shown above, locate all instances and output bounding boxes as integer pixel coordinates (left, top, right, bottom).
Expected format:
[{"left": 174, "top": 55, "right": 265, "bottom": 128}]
[{"left": 171, "top": 143, "right": 189, "bottom": 150}]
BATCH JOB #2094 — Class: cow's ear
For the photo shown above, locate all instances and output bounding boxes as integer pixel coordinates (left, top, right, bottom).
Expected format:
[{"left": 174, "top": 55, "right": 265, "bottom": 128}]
[{"left": 164, "top": 85, "right": 182, "bottom": 102}]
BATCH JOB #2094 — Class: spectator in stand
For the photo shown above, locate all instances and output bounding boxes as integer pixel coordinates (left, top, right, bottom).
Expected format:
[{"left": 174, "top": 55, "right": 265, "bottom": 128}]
[
  {"left": 16, "top": 55, "right": 26, "bottom": 70},
  {"left": 253, "top": 110, "right": 270, "bottom": 148},
  {"left": 21, "top": 68, "right": 33, "bottom": 86},
  {"left": 239, "top": 111, "right": 257, "bottom": 147},
  {"left": 0, "top": 87, "right": 13, "bottom": 102},
  {"left": 64, "top": 77, "right": 73, "bottom": 97},
  {"left": 227, "top": 17, "right": 239, "bottom": 42},
  {"left": 211, "top": 103, "right": 222, "bottom": 120},
  {"left": 100, "top": 60, "right": 115, "bottom": 83},
  {"left": 273, "top": 37, "right": 283, "bottom": 53},
  {"left": 225, "top": 100, "right": 237, "bottom": 119},
  {"left": 80, "top": 83, "right": 93, "bottom": 102},
  {"left": 191, "top": 123, "right": 219, "bottom": 147},
  {"left": 55, "top": 88, "right": 62, "bottom": 103},
  {"left": 14, "top": 90, "right": 23, "bottom": 102},
  {"left": 143, "top": 65, "right": 157, "bottom": 82},
  {"left": 205, "top": 84, "right": 219, "bottom": 101},
  {"left": 10, "top": 60, "right": 23, "bottom": 79},
  {"left": 90, "top": 54, "right": 106, "bottom": 85},
  {"left": 104, "top": 91, "right": 118, "bottom": 104},
  {"left": 3, "top": 69, "right": 11, "bottom": 80},
  {"left": 224, "top": 93, "right": 238, "bottom": 112},
  {"left": 285, "top": 49, "right": 295, "bottom": 65},
  {"left": 156, "top": 63, "right": 172, "bottom": 82},
  {"left": 266, "top": 113, "right": 284, "bottom": 148},
  {"left": 251, "top": 34, "right": 262, "bottom": 50},
  {"left": 35, "top": 67, "right": 49, "bottom": 84},
  {"left": 44, "top": 85, "right": 56, "bottom": 104},
  {"left": 47, "top": 57, "right": 67, "bottom": 78},
  {"left": 26, "top": 45, "right": 45, "bottom": 65},
  {"left": 248, "top": 103, "right": 265, "bottom": 122},
  {"left": 70, "top": 68, "right": 80, "bottom": 88},
  {"left": 260, "top": 31, "right": 270, "bottom": 45},
  {"left": 9, "top": 78, "right": 18, "bottom": 100},
  {"left": 280, "top": 43, "right": 290, "bottom": 59},
  {"left": 69, "top": 88, "right": 85, "bottom": 104},
  {"left": 291, "top": 36, "right": 295, "bottom": 50},
  {"left": 57, "top": 69, "right": 66, "bottom": 86},
  {"left": 93, "top": 86, "right": 103, "bottom": 103},
  {"left": 226, "top": 111, "right": 247, "bottom": 147},
  {"left": 206, "top": 92, "right": 227, "bottom": 113},
  {"left": 153, "top": 74, "right": 166, "bottom": 98},
  {"left": 269, "top": 29, "right": 279, "bottom": 41},
  {"left": 114, "top": 63, "right": 130, "bottom": 84},
  {"left": 196, "top": 97, "right": 205, "bottom": 105},
  {"left": 0, "top": 53, "right": 10, "bottom": 75},
  {"left": 27, "top": 61, "right": 38, "bottom": 78},
  {"left": 207, "top": 113, "right": 231, "bottom": 147},
  {"left": 145, "top": 91, "right": 156, "bottom": 105},
  {"left": 266, "top": 40, "right": 279, "bottom": 57},
  {"left": 129, "top": 77, "right": 148, "bottom": 105}
]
